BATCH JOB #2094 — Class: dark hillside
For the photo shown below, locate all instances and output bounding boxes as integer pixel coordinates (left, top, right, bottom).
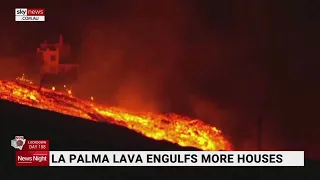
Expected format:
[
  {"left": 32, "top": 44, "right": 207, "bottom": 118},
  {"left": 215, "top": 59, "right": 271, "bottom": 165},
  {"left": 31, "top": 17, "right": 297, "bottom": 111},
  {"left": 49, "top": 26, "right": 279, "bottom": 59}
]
[{"left": 2, "top": 99, "right": 318, "bottom": 179}]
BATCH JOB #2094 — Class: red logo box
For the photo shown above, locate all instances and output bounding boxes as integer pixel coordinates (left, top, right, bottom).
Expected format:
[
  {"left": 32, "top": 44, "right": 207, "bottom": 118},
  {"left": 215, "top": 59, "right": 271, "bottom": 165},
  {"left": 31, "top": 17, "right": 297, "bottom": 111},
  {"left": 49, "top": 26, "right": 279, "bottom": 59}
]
[{"left": 16, "top": 151, "right": 49, "bottom": 166}]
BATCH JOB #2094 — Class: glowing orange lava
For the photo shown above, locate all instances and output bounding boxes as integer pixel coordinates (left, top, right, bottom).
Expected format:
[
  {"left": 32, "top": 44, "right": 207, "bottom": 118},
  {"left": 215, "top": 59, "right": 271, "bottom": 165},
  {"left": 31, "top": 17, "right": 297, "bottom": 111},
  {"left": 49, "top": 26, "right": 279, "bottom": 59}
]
[{"left": 0, "top": 77, "right": 232, "bottom": 151}]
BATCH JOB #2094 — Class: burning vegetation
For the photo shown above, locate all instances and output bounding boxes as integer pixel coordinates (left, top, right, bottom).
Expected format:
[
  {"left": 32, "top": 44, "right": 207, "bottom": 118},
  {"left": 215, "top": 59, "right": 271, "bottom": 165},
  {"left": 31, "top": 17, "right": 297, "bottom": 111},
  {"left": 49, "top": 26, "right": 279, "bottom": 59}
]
[{"left": 0, "top": 75, "right": 232, "bottom": 151}]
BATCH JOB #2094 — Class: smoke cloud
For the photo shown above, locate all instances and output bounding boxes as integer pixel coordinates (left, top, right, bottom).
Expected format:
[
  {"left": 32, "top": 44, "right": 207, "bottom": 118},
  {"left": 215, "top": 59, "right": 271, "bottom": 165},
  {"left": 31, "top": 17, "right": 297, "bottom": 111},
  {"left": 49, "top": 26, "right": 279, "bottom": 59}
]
[
  {"left": 0, "top": 58, "right": 23, "bottom": 80},
  {"left": 72, "top": 0, "right": 271, "bottom": 151}
]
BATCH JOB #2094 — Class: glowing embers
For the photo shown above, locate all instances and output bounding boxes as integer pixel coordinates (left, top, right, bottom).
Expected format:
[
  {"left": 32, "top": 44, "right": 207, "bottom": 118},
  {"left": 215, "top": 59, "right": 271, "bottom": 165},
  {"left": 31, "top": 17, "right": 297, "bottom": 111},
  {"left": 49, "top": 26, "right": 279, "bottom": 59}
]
[{"left": 0, "top": 79, "right": 232, "bottom": 151}]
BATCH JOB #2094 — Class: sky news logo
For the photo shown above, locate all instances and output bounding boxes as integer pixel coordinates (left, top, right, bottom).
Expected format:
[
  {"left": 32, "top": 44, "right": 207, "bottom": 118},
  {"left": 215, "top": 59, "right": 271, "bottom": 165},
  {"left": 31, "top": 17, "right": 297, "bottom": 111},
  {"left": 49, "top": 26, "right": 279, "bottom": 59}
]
[{"left": 15, "top": 8, "right": 45, "bottom": 22}]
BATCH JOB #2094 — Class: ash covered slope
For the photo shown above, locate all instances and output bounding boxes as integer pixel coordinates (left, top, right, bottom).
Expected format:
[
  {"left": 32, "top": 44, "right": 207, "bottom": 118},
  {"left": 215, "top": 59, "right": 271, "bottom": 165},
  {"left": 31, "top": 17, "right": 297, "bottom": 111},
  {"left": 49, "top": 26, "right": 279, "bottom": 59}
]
[{"left": 3, "top": 99, "right": 319, "bottom": 179}]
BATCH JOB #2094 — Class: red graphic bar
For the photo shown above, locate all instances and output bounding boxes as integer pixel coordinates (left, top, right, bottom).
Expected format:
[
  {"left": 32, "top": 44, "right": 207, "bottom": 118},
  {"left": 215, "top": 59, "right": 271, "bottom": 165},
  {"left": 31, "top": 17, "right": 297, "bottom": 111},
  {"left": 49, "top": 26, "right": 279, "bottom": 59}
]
[
  {"left": 22, "top": 140, "right": 49, "bottom": 151},
  {"left": 26, "top": 8, "right": 45, "bottom": 16},
  {"left": 16, "top": 151, "right": 49, "bottom": 166}
]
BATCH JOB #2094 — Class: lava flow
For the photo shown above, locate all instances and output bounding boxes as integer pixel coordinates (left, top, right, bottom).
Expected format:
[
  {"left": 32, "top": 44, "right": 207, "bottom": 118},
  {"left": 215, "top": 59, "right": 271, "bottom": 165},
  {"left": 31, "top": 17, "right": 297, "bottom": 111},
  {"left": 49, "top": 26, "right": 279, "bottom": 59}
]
[{"left": 0, "top": 77, "right": 232, "bottom": 151}]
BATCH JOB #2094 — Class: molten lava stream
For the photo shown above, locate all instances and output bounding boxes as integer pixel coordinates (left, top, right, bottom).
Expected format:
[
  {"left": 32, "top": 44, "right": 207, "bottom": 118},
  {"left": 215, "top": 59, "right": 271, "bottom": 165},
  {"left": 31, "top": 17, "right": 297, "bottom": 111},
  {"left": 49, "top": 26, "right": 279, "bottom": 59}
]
[{"left": 0, "top": 79, "right": 233, "bottom": 151}]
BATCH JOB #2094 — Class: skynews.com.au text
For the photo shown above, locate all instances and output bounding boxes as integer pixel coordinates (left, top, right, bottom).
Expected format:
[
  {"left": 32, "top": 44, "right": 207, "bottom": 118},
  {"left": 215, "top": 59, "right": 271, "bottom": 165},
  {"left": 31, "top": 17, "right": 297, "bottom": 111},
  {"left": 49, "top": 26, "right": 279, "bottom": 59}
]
[{"left": 15, "top": 8, "right": 45, "bottom": 21}]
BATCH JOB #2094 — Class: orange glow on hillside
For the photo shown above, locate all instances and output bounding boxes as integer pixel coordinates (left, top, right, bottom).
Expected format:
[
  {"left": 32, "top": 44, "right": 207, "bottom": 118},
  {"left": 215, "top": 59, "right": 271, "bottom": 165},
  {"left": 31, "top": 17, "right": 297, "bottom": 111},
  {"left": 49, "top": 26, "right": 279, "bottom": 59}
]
[{"left": 0, "top": 76, "right": 232, "bottom": 151}]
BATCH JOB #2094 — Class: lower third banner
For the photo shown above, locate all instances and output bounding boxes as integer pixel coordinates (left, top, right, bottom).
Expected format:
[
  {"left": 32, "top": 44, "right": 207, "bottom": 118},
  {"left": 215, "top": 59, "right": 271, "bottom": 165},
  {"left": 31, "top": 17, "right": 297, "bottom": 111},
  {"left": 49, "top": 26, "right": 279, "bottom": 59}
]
[{"left": 16, "top": 151, "right": 304, "bottom": 166}]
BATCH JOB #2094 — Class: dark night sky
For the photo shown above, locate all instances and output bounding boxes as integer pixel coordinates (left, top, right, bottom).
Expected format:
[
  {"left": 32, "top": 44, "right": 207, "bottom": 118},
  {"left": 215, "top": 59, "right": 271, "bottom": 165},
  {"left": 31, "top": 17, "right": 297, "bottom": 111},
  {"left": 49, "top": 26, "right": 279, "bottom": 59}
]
[{"left": 1, "top": 0, "right": 319, "bottom": 159}]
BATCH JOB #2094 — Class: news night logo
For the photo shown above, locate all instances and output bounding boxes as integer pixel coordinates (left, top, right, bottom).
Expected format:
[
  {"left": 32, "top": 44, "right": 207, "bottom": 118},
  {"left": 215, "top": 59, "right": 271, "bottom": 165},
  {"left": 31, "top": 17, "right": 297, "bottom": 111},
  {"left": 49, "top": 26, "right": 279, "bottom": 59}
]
[
  {"left": 15, "top": 8, "right": 45, "bottom": 21},
  {"left": 12, "top": 136, "right": 50, "bottom": 166}
]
